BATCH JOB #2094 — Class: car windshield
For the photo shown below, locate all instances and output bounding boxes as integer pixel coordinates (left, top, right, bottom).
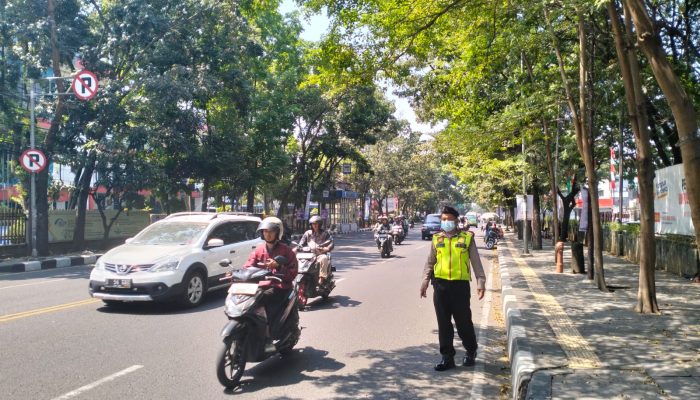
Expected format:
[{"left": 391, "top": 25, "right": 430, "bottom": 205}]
[
  {"left": 425, "top": 215, "right": 441, "bottom": 224},
  {"left": 130, "top": 222, "right": 209, "bottom": 245}
]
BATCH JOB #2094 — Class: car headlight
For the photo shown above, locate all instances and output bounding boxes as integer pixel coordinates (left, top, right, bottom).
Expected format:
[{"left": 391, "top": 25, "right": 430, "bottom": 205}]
[
  {"left": 94, "top": 259, "right": 105, "bottom": 271},
  {"left": 149, "top": 259, "right": 180, "bottom": 272}
]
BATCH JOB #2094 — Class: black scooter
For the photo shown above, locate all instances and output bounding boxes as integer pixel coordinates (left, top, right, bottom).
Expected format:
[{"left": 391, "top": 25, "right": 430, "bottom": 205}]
[
  {"left": 484, "top": 229, "right": 499, "bottom": 249},
  {"left": 375, "top": 229, "right": 393, "bottom": 258},
  {"left": 216, "top": 258, "right": 301, "bottom": 389}
]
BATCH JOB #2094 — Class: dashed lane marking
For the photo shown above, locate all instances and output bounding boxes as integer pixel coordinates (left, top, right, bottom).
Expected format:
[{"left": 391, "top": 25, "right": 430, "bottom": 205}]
[
  {"left": 50, "top": 365, "right": 144, "bottom": 400},
  {"left": 508, "top": 247, "right": 601, "bottom": 368},
  {"left": 0, "top": 298, "right": 101, "bottom": 323}
]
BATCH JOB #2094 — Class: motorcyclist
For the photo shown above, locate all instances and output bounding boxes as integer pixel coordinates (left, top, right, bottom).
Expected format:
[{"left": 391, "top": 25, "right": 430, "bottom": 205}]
[
  {"left": 392, "top": 216, "right": 406, "bottom": 240},
  {"left": 243, "top": 217, "right": 298, "bottom": 336},
  {"left": 373, "top": 215, "right": 393, "bottom": 249},
  {"left": 297, "top": 215, "right": 335, "bottom": 287},
  {"left": 400, "top": 215, "right": 409, "bottom": 232}
]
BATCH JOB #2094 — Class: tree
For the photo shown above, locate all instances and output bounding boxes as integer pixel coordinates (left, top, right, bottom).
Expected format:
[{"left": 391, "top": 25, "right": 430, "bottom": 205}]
[
  {"left": 606, "top": 0, "right": 658, "bottom": 312},
  {"left": 624, "top": 0, "right": 700, "bottom": 263}
]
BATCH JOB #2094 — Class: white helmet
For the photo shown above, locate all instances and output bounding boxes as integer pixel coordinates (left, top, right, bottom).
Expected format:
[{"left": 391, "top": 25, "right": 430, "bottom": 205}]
[
  {"left": 256, "top": 217, "right": 284, "bottom": 241},
  {"left": 309, "top": 215, "right": 323, "bottom": 225}
]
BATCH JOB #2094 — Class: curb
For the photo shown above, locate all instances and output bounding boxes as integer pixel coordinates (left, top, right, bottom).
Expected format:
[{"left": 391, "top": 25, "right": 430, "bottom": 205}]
[
  {"left": 0, "top": 254, "right": 102, "bottom": 273},
  {"left": 498, "top": 244, "right": 534, "bottom": 399},
  {"left": 498, "top": 241, "right": 561, "bottom": 400}
]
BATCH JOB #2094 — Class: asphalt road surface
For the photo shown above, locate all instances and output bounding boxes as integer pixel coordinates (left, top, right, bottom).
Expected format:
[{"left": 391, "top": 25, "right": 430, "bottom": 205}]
[{"left": 0, "top": 227, "right": 509, "bottom": 400}]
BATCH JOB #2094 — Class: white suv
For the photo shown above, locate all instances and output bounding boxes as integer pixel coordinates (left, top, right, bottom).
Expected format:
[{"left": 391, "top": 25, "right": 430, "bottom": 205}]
[{"left": 89, "top": 212, "right": 263, "bottom": 308}]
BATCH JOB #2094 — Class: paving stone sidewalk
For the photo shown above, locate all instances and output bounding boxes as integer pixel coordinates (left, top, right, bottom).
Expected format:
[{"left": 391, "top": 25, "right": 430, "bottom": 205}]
[{"left": 499, "top": 233, "right": 700, "bottom": 399}]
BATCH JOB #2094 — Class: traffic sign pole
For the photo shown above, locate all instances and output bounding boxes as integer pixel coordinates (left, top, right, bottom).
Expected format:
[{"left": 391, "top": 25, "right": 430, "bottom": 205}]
[{"left": 29, "top": 79, "right": 37, "bottom": 257}]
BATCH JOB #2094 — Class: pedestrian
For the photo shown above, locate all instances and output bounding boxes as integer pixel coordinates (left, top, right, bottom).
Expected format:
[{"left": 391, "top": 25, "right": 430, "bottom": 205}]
[{"left": 420, "top": 205, "right": 486, "bottom": 371}]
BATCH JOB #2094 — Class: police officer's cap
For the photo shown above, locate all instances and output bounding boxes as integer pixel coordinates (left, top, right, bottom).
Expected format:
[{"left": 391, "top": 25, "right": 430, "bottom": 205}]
[{"left": 441, "top": 206, "right": 459, "bottom": 219}]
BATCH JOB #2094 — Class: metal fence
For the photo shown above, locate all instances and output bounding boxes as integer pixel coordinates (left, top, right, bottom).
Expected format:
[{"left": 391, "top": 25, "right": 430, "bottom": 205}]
[{"left": 0, "top": 208, "right": 26, "bottom": 245}]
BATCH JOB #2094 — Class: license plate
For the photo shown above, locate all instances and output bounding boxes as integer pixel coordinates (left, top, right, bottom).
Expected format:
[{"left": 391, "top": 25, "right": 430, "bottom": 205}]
[{"left": 105, "top": 278, "right": 132, "bottom": 289}]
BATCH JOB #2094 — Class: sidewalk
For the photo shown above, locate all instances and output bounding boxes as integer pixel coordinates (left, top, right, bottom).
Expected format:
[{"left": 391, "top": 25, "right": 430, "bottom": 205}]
[{"left": 499, "top": 233, "right": 700, "bottom": 399}]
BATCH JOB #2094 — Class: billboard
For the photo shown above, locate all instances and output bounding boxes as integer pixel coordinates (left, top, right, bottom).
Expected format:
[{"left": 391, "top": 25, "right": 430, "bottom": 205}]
[
  {"left": 515, "top": 195, "right": 533, "bottom": 221},
  {"left": 654, "top": 163, "right": 694, "bottom": 235}
]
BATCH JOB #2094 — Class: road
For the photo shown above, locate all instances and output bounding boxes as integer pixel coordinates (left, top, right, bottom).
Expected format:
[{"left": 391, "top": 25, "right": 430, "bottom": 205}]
[{"left": 0, "top": 228, "right": 509, "bottom": 399}]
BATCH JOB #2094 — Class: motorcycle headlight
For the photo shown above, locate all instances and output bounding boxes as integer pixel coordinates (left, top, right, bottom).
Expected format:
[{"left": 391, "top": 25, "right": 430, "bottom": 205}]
[{"left": 149, "top": 259, "right": 179, "bottom": 272}]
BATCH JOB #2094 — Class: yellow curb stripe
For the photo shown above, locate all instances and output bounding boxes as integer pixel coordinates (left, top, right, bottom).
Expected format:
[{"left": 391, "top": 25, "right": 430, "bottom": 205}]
[
  {"left": 510, "top": 247, "right": 601, "bottom": 369},
  {"left": 0, "top": 298, "right": 101, "bottom": 323}
]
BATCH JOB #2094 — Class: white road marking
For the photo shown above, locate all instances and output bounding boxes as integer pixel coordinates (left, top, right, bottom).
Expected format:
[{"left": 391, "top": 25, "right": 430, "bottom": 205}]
[
  {"left": 335, "top": 278, "right": 345, "bottom": 283},
  {"left": 0, "top": 278, "right": 67, "bottom": 290},
  {"left": 470, "top": 254, "right": 494, "bottom": 400},
  {"left": 50, "top": 365, "right": 144, "bottom": 400}
]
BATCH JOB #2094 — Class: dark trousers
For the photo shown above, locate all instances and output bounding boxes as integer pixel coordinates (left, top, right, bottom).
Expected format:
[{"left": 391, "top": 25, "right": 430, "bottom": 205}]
[
  {"left": 433, "top": 278, "right": 478, "bottom": 358},
  {"left": 259, "top": 287, "right": 294, "bottom": 338}
]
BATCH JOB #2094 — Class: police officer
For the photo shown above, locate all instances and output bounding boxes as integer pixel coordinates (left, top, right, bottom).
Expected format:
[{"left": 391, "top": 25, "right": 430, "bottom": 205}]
[{"left": 420, "top": 206, "right": 486, "bottom": 371}]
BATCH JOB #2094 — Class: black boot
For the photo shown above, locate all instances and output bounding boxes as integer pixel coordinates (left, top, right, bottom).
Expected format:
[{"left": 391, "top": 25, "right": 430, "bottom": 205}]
[
  {"left": 462, "top": 350, "right": 477, "bottom": 367},
  {"left": 434, "top": 357, "right": 456, "bottom": 371}
]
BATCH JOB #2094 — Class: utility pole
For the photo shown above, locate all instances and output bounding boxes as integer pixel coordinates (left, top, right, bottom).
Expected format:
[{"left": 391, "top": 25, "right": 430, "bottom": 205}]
[
  {"left": 619, "top": 109, "right": 624, "bottom": 222},
  {"left": 523, "top": 131, "right": 529, "bottom": 255}
]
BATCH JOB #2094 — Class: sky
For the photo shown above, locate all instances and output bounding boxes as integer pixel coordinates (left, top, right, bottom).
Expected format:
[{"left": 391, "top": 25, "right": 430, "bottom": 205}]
[{"left": 278, "top": 0, "right": 444, "bottom": 137}]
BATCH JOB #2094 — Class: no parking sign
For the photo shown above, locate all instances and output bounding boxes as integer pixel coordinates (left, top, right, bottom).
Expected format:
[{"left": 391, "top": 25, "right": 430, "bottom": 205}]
[
  {"left": 72, "top": 70, "right": 99, "bottom": 100},
  {"left": 20, "top": 149, "right": 47, "bottom": 173}
]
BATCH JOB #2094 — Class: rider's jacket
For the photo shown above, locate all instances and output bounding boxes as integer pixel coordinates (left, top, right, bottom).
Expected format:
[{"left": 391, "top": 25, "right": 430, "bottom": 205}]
[
  {"left": 374, "top": 223, "right": 391, "bottom": 232},
  {"left": 299, "top": 229, "right": 334, "bottom": 252},
  {"left": 243, "top": 241, "right": 298, "bottom": 289}
]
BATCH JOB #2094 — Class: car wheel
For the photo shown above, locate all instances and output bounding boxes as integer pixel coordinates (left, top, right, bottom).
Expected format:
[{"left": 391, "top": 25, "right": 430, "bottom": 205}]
[
  {"left": 179, "top": 269, "right": 205, "bottom": 307},
  {"left": 216, "top": 338, "right": 246, "bottom": 389}
]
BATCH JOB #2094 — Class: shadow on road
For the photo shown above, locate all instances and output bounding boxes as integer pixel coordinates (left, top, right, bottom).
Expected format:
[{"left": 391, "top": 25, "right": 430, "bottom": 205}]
[
  {"left": 224, "top": 346, "right": 345, "bottom": 395},
  {"left": 95, "top": 289, "right": 227, "bottom": 315},
  {"left": 303, "top": 294, "right": 361, "bottom": 311},
  {"left": 308, "top": 337, "right": 507, "bottom": 399}
]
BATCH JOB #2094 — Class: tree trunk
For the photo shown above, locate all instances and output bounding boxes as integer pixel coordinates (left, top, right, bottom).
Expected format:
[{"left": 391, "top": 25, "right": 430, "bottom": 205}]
[
  {"left": 37, "top": 0, "right": 67, "bottom": 255},
  {"left": 544, "top": 121, "right": 560, "bottom": 244},
  {"left": 558, "top": 180, "right": 580, "bottom": 242},
  {"left": 200, "top": 178, "right": 210, "bottom": 211},
  {"left": 246, "top": 185, "right": 255, "bottom": 213},
  {"left": 625, "top": 0, "right": 700, "bottom": 257},
  {"left": 546, "top": 5, "right": 607, "bottom": 290},
  {"left": 609, "top": 1, "right": 659, "bottom": 312},
  {"left": 72, "top": 154, "right": 96, "bottom": 251},
  {"left": 577, "top": 10, "right": 607, "bottom": 291}
]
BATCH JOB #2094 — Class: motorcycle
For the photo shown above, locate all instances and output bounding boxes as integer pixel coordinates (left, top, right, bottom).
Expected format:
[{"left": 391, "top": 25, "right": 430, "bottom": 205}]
[
  {"left": 375, "top": 229, "right": 393, "bottom": 258},
  {"left": 391, "top": 224, "right": 405, "bottom": 245},
  {"left": 216, "top": 258, "right": 301, "bottom": 389},
  {"left": 293, "top": 240, "right": 335, "bottom": 310},
  {"left": 484, "top": 228, "right": 499, "bottom": 249}
]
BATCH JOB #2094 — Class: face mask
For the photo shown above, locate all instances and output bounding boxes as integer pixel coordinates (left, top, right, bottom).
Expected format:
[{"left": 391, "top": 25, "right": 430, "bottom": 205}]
[{"left": 441, "top": 220, "right": 456, "bottom": 231}]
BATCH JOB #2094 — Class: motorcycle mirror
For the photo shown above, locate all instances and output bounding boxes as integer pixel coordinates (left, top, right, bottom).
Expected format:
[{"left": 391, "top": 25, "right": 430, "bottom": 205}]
[
  {"left": 219, "top": 258, "right": 232, "bottom": 267},
  {"left": 291, "top": 241, "right": 299, "bottom": 247}
]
